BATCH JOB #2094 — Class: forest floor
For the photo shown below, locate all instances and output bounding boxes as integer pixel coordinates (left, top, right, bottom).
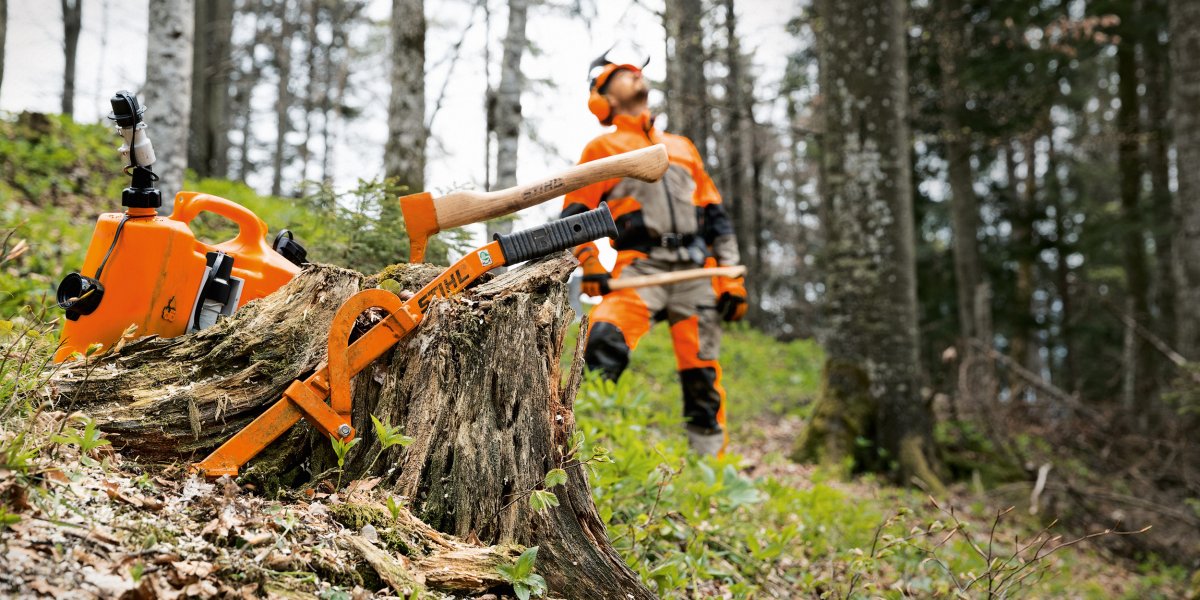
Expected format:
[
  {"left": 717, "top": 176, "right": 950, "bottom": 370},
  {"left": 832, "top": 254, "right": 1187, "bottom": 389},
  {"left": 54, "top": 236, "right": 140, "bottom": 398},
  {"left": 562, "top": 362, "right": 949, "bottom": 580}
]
[{"left": 0, "top": 321, "right": 1192, "bottom": 598}]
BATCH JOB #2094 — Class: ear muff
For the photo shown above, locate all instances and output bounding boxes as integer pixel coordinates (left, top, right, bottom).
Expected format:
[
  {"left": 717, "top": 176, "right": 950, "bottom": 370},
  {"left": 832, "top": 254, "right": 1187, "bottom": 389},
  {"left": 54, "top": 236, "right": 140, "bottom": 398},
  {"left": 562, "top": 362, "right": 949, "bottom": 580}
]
[
  {"left": 588, "top": 90, "right": 612, "bottom": 125},
  {"left": 587, "top": 63, "right": 641, "bottom": 126}
]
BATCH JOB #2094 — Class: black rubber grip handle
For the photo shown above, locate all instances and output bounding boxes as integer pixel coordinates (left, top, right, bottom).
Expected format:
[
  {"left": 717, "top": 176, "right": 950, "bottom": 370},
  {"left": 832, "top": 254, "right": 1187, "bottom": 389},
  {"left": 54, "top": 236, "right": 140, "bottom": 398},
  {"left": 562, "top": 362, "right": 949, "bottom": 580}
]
[{"left": 495, "top": 204, "right": 617, "bottom": 264}]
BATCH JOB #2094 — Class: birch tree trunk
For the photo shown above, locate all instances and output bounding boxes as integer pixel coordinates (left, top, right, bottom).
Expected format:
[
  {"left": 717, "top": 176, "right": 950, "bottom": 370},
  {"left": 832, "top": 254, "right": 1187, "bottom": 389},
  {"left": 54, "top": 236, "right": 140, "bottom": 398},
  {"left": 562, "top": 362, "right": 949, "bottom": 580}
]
[
  {"left": 487, "top": 0, "right": 529, "bottom": 240},
  {"left": 796, "top": 0, "right": 943, "bottom": 493},
  {"left": 384, "top": 0, "right": 426, "bottom": 192},
  {"left": 189, "top": 0, "right": 233, "bottom": 179},
  {"left": 664, "top": 0, "right": 708, "bottom": 159},
  {"left": 144, "top": 0, "right": 194, "bottom": 216},
  {"left": 270, "top": 0, "right": 294, "bottom": 197},
  {"left": 61, "top": 0, "right": 82, "bottom": 117}
]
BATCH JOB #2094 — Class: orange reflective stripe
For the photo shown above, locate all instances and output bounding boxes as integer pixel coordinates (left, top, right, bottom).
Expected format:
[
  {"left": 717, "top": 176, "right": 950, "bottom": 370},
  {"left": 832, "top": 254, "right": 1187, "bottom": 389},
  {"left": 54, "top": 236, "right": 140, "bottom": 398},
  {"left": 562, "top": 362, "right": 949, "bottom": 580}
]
[{"left": 669, "top": 316, "right": 705, "bottom": 371}]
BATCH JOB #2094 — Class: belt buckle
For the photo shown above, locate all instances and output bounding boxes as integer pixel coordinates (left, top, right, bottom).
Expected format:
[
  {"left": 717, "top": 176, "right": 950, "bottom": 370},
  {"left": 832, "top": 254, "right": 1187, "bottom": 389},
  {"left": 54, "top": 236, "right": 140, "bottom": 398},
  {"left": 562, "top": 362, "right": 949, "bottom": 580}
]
[{"left": 660, "top": 233, "right": 682, "bottom": 249}]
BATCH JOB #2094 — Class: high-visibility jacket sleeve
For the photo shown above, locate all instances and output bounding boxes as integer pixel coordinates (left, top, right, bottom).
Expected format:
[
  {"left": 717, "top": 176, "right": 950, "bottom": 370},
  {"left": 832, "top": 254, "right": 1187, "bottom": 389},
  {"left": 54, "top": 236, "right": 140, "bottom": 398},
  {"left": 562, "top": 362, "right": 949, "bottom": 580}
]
[
  {"left": 682, "top": 138, "right": 740, "bottom": 266},
  {"left": 685, "top": 138, "right": 723, "bottom": 207}
]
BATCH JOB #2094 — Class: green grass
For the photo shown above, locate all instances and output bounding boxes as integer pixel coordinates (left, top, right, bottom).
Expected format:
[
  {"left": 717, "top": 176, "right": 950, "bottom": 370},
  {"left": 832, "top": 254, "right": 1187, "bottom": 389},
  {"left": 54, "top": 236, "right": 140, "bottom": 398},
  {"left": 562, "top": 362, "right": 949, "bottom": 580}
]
[{"left": 566, "top": 317, "right": 1190, "bottom": 598}]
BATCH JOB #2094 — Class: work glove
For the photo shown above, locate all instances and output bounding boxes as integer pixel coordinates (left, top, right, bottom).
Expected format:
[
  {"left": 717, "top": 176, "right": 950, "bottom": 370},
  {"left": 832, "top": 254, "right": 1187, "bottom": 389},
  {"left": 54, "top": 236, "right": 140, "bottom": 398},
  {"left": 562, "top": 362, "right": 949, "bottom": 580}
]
[
  {"left": 580, "top": 254, "right": 611, "bottom": 297},
  {"left": 714, "top": 275, "right": 747, "bottom": 322}
]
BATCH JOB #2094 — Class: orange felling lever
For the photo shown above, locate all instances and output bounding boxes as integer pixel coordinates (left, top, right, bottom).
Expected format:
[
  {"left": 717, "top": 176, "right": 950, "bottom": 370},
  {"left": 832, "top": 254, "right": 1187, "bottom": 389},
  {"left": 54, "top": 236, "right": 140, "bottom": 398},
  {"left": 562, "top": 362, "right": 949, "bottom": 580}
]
[{"left": 191, "top": 204, "right": 618, "bottom": 477}]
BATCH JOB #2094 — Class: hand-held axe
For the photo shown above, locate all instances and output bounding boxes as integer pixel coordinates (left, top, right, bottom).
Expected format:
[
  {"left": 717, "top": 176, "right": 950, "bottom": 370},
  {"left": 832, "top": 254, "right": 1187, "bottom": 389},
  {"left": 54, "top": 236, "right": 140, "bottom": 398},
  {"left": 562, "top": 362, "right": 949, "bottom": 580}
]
[{"left": 403, "top": 143, "right": 669, "bottom": 262}]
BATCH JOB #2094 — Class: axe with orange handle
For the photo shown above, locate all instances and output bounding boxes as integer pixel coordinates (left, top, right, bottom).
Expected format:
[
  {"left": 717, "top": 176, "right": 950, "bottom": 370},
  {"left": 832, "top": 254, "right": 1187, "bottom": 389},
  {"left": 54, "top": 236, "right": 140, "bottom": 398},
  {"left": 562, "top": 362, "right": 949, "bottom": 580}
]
[
  {"left": 403, "top": 144, "right": 669, "bottom": 262},
  {"left": 605, "top": 265, "right": 747, "bottom": 292}
]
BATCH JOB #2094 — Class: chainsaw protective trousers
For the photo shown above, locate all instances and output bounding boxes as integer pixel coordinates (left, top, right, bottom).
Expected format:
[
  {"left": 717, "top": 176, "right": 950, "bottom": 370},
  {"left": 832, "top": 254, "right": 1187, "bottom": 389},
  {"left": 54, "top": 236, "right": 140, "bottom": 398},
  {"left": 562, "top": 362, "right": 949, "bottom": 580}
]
[{"left": 584, "top": 257, "right": 728, "bottom": 435}]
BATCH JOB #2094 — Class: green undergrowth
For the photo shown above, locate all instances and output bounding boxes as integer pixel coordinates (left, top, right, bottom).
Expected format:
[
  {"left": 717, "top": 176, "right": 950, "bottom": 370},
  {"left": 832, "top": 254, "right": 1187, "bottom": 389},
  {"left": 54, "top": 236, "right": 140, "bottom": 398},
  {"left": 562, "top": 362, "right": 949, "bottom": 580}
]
[{"left": 566, "top": 319, "right": 1189, "bottom": 598}]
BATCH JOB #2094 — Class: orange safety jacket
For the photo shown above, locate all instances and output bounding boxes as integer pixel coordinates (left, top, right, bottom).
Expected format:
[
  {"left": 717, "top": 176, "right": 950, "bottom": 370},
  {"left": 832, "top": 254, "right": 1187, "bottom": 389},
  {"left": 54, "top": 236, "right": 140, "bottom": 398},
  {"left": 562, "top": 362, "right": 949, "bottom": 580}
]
[{"left": 561, "top": 111, "right": 740, "bottom": 269}]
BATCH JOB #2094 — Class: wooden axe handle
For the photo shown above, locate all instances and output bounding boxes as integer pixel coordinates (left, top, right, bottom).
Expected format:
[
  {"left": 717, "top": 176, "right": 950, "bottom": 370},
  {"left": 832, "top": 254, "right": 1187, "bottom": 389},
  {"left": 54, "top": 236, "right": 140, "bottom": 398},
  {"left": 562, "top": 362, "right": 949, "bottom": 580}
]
[
  {"left": 434, "top": 144, "right": 668, "bottom": 230},
  {"left": 606, "top": 265, "right": 746, "bottom": 291}
]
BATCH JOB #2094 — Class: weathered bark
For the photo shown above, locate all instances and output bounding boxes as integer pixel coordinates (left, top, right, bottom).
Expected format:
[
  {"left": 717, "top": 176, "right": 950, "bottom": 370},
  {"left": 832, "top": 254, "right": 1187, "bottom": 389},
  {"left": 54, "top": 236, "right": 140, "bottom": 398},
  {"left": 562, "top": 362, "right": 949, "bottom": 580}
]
[
  {"left": 61, "top": 0, "right": 82, "bottom": 116},
  {"left": 664, "top": 0, "right": 708, "bottom": 160},
  {"left": 797, "top": 0, "right": 943, "bottom": 492},
  {"left": 384, "top": 0, "right": 426, "bottom": 191},
  {"left": 487, "top": 0, "right": 529, "bottom": 240},
  {"left": 1171, "top": 0, "right": 1200, "bottom": 360},
  {"left": 270, "top": 0, "right": 294, "bottom": 197},
  {"left": 50, "top": 256, "right": 653, "bottom": 599},
  {"left": 189, "top": 0, "right": 233, "bottom": 179}
]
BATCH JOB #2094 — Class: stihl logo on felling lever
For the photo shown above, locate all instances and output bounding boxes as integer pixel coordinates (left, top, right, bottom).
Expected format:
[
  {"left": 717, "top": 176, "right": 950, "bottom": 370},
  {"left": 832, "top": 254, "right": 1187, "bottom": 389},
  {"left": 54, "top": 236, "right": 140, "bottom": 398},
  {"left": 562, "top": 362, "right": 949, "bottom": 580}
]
[{"left": 416, "top": 266, "right": 471, "bottom": 310}]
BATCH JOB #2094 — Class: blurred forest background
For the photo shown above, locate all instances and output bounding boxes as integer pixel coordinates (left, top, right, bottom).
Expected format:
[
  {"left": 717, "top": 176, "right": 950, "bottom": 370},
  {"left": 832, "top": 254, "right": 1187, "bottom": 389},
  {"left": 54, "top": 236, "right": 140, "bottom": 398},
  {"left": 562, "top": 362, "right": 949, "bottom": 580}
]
[{"left": 2, "top": 0, "right": 1200, "bottom": 597}]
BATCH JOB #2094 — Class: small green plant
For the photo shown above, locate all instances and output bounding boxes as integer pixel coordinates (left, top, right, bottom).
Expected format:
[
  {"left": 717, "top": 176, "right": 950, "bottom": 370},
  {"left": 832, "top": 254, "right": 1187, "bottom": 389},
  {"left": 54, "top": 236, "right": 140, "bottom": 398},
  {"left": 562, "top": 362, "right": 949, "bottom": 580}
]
[
  {"left": 129, "top": 562, "right": 146, "bottom": 583},
  {"left": 52, "top": 416, "right": 110, "bottom": 456},
  {"left": 363, "top": 415, "right": 415, "bottom": 476},
  {"left": 329, "top": 435, "right": 360, "bottom": 489},
  {"left": 496, "top": 546, "right": 548, "bottom": 600},
  {"left": 0, "top": 505, "right": 21, "bottom": 530},
  {"left": 386, "top": 496, "right": 404, "bottom": 521},
  {"left": 1, "top": 431, "right": 39, "bottom": 473}
]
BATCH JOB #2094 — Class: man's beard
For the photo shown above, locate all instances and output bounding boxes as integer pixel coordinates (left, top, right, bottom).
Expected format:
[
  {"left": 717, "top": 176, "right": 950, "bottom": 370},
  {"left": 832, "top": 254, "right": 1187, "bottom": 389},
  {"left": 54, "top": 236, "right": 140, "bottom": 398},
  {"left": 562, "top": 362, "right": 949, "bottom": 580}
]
[{"left": 631, "top": 87, "right": 650, "bottom": 104}]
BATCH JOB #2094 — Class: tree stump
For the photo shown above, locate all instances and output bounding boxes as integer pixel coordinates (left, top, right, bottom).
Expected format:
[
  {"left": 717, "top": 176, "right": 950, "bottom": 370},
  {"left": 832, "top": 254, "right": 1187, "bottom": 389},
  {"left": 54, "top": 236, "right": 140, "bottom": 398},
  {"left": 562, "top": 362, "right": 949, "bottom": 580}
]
[{"left": 50, "top": 256, "right": 654, "bottom": 599}]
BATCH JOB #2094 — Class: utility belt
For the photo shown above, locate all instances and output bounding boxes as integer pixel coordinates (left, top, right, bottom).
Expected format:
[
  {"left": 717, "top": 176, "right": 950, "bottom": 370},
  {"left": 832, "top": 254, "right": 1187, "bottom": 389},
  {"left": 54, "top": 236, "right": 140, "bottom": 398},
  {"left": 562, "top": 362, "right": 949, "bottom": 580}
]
[{"left": 615, "top": 232, "right": 708, "bottom": 265}]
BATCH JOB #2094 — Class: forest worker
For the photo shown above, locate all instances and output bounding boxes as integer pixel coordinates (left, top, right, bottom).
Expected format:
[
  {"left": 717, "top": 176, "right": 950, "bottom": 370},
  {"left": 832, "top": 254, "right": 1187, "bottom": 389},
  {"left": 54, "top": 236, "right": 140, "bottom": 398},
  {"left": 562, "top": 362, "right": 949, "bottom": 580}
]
[{"left": 560, "top": 50, "right": 748, "bottom": 456}]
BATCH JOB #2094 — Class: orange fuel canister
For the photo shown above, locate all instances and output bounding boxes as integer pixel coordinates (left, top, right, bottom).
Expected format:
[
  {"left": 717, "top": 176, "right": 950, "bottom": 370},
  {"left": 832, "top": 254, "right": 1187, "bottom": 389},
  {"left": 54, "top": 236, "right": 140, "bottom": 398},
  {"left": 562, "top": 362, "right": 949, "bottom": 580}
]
[
  {"left": 55, "top": 90, "right": 305, "bottom": 363},
  {"left": 54, "top": 193, "right": 302, "bottom": 362},
  {"left": 170, "top": 191, "right": 301, "bottom": 304}
]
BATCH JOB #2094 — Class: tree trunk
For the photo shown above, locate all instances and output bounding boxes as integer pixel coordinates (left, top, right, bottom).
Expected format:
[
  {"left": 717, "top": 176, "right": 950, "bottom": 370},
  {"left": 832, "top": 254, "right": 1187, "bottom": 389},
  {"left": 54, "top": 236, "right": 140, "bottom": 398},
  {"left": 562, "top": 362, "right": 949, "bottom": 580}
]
[
  {"left": 796, "top": 0, "right": 943, "bottom": 493},
  {"left": 1144, "top": 0, "right": 1176, "bottom": 368},
  {"left": 1006, "top": 140, "right": 1035, "bottom": 401},
  {"left": 487, "top": 0, "right": 529, "bottom": 241},
  {"left": 664, "top": 0, "right": 708, "bottom": 159},
  {"left": 0, "top": 0, "right": 7, "bottom": 100},
  {"left": 189, "top": 0, "right": 233, "bottom": 179},
  {"left": 937, "top": 0, "right": 984, "bottom": 344},
  {"left": 297, "top": 0, "right": 320, "bottom": 187},
  {"left": 1171, "top": 0, "right": 1200, "bottom": 360},
  {"left": 270, "top": 0, "right": 294, "bottom": 198},
  {"left": 384, "top": 0, "right": 426, "bottom": 191},
  {"left": 61, "top": 0, "right": 82, "bottom": 116},
  {"left": 1047, "top": 138, "right": 1078, "bottom": 392},
  {"left": 1117, "top": 14, "right": 1155, "bottom": 408},
  {"left": 144, "top": 0, "right": 194, "bottom": 215},
  {"left": 50, "top": 256, "right": 654, "bottom": 599}
]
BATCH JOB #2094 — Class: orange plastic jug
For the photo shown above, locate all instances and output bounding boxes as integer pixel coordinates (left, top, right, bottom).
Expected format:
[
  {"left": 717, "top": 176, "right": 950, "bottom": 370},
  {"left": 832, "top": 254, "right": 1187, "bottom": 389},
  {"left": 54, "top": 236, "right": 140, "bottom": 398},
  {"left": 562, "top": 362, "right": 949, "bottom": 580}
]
[
  {"left": 54, "top": 192, "right": 301, "bottom": 362},
  {"left": 170, "top": 191, "right": 301, "bottom": 304}
]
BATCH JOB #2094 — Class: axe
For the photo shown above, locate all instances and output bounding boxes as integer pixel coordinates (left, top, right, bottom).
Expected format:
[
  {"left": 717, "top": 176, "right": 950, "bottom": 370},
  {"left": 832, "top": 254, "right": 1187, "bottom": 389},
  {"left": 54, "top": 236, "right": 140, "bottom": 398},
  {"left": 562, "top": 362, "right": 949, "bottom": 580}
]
[
  {"left": 402, "top": 144, "right": 669, "bottom": 262},
  {"left": 607, "top": 265, "right": 747, "bottom": 291}
]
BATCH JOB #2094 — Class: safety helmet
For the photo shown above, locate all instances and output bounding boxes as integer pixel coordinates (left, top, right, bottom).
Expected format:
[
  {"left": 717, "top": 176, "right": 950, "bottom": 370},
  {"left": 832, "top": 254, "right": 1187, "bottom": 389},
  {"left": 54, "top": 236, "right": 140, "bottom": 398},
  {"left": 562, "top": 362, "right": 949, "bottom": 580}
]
[{"left": 587, "top": 45, "right": 650, "bottom": 125}]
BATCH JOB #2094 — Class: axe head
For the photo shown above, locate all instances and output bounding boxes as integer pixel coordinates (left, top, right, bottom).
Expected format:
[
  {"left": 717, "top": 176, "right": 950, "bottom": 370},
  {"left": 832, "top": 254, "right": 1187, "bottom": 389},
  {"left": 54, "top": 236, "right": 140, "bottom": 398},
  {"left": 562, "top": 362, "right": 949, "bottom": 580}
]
[{"left": 400, "top": 191, "right": 438, "bottom": 263}]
